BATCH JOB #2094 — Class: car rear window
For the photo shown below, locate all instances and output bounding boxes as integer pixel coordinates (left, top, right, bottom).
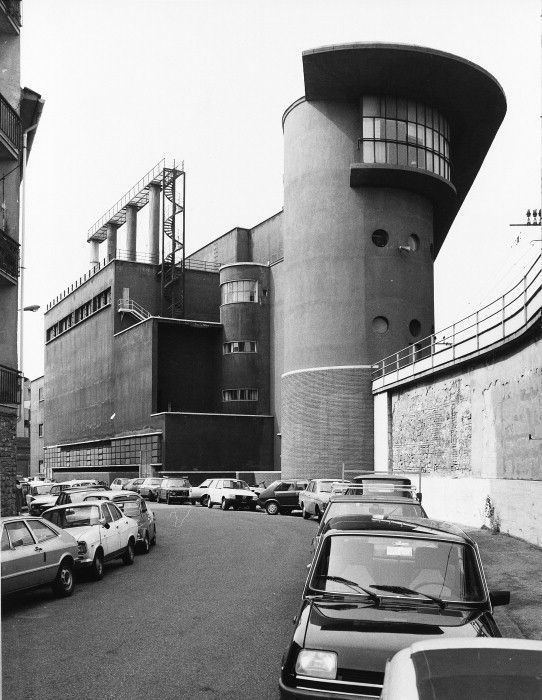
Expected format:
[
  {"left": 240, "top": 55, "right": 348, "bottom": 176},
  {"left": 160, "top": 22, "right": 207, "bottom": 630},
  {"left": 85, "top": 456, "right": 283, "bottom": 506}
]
[{"left": 412, "top": 648, "right": 542, "bottom": 699}]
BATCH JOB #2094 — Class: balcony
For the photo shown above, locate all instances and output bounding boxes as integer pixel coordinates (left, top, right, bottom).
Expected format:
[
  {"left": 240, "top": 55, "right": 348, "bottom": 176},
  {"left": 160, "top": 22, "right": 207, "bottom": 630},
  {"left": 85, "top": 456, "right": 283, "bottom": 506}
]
[
  {"left": 0, "top": 364, "right": 21, "bottom": 405},
  {"left": 0, "top": 228, "right": 19, "bottom": 284},
  {"left": 0, "top": 92, "right": 21, "bottom": 159}
]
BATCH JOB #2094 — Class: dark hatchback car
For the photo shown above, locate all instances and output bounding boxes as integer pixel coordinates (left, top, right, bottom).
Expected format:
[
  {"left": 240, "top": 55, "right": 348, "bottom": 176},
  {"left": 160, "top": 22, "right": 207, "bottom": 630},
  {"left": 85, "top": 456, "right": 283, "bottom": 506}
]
[
  {"left": 258, "top": 480, "right": 308, "bottom": 515},
  {"left": 157, "top": 478, "right": 191, "bottom": 504},
  {"left": 280, "top": 516, "right": 510, "bottom": 699}
]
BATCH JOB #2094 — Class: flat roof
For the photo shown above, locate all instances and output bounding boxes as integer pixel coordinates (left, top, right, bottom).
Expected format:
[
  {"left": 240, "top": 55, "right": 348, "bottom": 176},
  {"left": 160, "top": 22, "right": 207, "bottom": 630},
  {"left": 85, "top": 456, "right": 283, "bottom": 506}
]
[{"left": 294, "top": 43, "right": 507, "bottom": 255}]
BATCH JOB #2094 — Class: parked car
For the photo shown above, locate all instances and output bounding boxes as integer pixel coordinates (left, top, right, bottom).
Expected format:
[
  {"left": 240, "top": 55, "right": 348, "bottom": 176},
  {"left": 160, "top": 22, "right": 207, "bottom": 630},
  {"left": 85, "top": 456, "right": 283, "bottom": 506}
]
[
  {"left": 258, "top": 480, "right": 308, "bottom": 515},
  {"left": 42, "top": 501, "right": 138, "bottom": 580},
  {"left": 381, "top": 638, "right": 542, "bottom": 699},
  {"left": 28, "top": 481, "right": 96, "bottom": 516},
  {"left": 299, "top": 479, "right": 351, "bottom": 520},
  {"left": 123, "top": 478, "right": 146, "bottom": 493},
  {"left": 280, "top": 515, "right": 510, "bottom": 699},
  {"left": 188, "top": 478, "right": 213, "bottom": 506},
  {"left": 109, "top": 495, "right": 156, "bottom": 552},
  {"left": 26, "top": 482, "right": 56, "bottom": 509},
  {"left": 157, "top": 478, "right": 191, "bottom": 504},
  {"left": 1, "top": 515, "right": 78, "bottom": 597},
  {"left": 138, "top": 477, "right": 165, "bottom": 501},
  {"left": 110, "top": 478, "right": 131, "bottom": 491},
  {"left": 206, "top": 479, "right": 258, "bottom": 510},
  {"left": 54, "top": 486, "right": 111, "bottom": 507},
  {"left": 312, "top": 494, "right": 428, "bottom": 554},
  {"left": 351, "top": 473, "right": 421, "bottom": 501}
]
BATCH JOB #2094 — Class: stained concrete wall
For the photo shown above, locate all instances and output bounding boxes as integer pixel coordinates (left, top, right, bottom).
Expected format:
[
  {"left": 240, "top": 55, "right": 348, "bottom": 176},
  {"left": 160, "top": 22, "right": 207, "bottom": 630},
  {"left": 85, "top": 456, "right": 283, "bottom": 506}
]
[
  {"left": 184, "top": 270, "right": 220, "bottom": 322},
  {"left": 250, "top": 211, "right": 283, "bottom": 264},
  {"left": 188, "top": 227, "right": 250, "bottom": 265},
  {"left": 379, "top": 331, "right": 542, "bottom": 544}
]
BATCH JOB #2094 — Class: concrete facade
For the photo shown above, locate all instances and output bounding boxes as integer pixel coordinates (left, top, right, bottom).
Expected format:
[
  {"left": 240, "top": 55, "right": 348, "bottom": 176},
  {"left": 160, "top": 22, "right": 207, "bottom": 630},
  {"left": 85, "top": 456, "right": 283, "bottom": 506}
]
[
  {"left": 30, "top": 375, "right": 44, "bottom": 475},
  {"left": 375, "top": 327, "right": 542, "bottom": 544}
]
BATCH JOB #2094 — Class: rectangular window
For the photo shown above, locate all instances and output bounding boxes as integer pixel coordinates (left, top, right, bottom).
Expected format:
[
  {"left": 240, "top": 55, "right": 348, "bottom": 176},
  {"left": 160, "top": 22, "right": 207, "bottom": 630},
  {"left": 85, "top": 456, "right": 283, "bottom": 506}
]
[
  {"left": 362, "top": 117, "right": 374, "bottom": 138},
  {"left": 222, "top": 388, "right": 258, "bottom": 402},
  {"left": 417, "top": 148, "right": 425, "bottom": 169},
  {"left": 385, "top": 119, "right": 397, "bottom": 140},
  {"left": 396, "top": 98, "right": 407, "bottom": 121},
  {"left": 386, "top": 142, "right": 397, "bottom": 165},
  {"left": 396, "top": 121, "right": 407, "bottom": 143},
  {"left": 408, "top": 146, "right": 417, "bottom": 167},
  {"left": 373, "top": 119, "right": 384, "bottom": 139},
  {"left": 397, "top": 144, "right": 408, "bottom": 166},
  {"left": 416, "top": 124, "right": 425, "bottom": 146},
  {"left": 407, "top": 100, "right": 417, "bottom": 122},
  {"left": 362, "top": 96, "right": 380, "bottom": 117},
  {"left": 407, "top": 123, "right": 417, "bottom": 144},
  {"left": 362, "top": 141, "right": 374, "bottom": 163},
  {"left": 38, "top": 423, "right": 43, "bottom": 437},
  {"left": 221, "top": 280, "right": 258, "bottom": 305},
  {"left": 38, "top": 387, "right": 43, "bottom": 401},
  {"left": 426, "top": 151, "right": 433, "bottom": 172},
  {"left": 385, "top": 95, "right": 396, "bottom": 119},
  {"left": 374, "top": 142, "right": 386, "bottom": 163},
  {"left": 425, "top": 128, "right": 433, "bottom": 149}
]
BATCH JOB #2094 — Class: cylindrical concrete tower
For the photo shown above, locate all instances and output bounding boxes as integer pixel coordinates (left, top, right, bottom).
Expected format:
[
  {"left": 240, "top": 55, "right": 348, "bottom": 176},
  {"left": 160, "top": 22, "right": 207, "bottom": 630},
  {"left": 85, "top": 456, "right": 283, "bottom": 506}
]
[
  {"left": 280, "top": 43, "right": 506, "bottom": 478},
  {"left": 219, "top": 263, "right": 270, "bottom": 415}
]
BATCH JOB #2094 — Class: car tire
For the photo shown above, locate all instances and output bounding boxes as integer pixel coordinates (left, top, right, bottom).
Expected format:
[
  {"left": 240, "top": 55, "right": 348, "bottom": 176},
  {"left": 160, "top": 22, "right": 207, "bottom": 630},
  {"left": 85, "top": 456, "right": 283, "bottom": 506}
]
[
  {"left": 221, "top": 498, "right": 229, "bottom": 511},
  {"left": 140, "top": 532, "right": 150, "bottom": 554},
  {"left": 201, "top": 495, "right": 209, "bottom": 507},
  {"left": 266, "top": 501, "right": 280, "bottom": 516},
  {"left": 122, "top": 540, "right": 135, "bottom": 565},
  {"left": 207, "top": 497, "right": 213, "bottom": 508},
  {"left": 51, "top": 560, "right": 75, "bottom": 597},
  {"left": 91, "top": 551, "right": 104, "bottom": 580},
  {"left": 302, "top": 504, "right": 310, "bottom": 520},
  {"left": 166, "top": 494, "right": 170, "bottom": 505},
  {"left": 315, "top": 506, "right": 322, "bottom": 522}
]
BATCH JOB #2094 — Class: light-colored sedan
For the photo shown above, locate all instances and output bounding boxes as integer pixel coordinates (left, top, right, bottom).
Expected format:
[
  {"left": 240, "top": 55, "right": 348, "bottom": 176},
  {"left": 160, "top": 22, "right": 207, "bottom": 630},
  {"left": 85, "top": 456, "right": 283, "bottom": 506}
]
[
  {"left": 138, "top": 478, "right": 164, "bottom": 501},
  {"left": 381, "top": 638, "right": 542, "bottom": 699},
  {"left": 42, "top": 501, "right": 138, "bottom": 580},
  {"left": 299, "top": 479, "right": 351, "bottom": 520},
  {"left": 1, "top": 515, "right": 78, "bottom": 597},
  {"left": 206, "top": 478, "right": 258, "bottom": 511}
]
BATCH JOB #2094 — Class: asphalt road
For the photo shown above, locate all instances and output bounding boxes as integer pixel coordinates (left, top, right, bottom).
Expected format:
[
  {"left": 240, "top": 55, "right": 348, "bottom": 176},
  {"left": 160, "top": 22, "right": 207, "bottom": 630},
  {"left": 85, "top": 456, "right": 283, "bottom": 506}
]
[{"left": 2, "top": 503, "right": 316, "bottom": 700}]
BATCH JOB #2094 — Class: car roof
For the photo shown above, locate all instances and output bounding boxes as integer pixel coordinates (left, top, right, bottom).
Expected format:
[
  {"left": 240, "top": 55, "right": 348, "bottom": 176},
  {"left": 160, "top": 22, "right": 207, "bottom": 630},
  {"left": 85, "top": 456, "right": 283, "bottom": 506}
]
[
  {"left": 329, "top": 495, "right": 421, "bottom": 504},
  {"left": 0, "top": 515, "right": 48, "bottom": 523},
  {"left": 43, "top": 500, "right": 117, "bottom": 512},
  {"left": 62, "top": 485, "right": 109, "bottom": 492},
  {"left": 402, "top": 638, "right": 542, "bottom": 654},
  {"left": 322, "top": 515, "right": 471, "bottom": 544},
  {"left": 353, "top": 474, "right": 412, "bottom": 483}
]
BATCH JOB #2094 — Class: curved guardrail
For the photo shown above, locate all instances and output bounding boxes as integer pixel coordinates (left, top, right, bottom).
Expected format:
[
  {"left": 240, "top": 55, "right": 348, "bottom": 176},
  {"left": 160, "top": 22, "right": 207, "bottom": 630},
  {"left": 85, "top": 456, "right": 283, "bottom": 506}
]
[{"left": 372, "top": 254, "right": 541, "bottom": 391}]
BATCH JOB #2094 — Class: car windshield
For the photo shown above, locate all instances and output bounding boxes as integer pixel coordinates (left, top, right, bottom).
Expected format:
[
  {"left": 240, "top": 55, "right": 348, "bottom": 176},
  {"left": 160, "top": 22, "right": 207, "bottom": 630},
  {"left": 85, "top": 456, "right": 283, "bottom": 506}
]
[
  {"left": 165, "top": 479, "right": 190, "bottom": 487},
  {"left": 223, "top": 480, "right": 249, "bottom": 490},
  {"left": 44, "top": 505, "right": 101, "bottom": 529},
  {"left": 32, "top": 484, "right": 54, "bottom": 495},
  {"left": 311, "top": 534, "right": 485, "bottom": 602},
  {"left": 122, "top": 502, "right": 141, "bottom": 517},
  {"left": 324, "top": 502, "right": 424, "bottom": 523}
]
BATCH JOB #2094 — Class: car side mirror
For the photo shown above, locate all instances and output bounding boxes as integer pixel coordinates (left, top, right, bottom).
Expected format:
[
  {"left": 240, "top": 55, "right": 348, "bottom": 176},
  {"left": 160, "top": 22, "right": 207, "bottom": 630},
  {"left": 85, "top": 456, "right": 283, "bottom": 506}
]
[
  {"left": 489, "top": 590, "right": 510, "bottom": 606},
  {"left": 99, "top": 518, "right": 110, "bottom": 529}
]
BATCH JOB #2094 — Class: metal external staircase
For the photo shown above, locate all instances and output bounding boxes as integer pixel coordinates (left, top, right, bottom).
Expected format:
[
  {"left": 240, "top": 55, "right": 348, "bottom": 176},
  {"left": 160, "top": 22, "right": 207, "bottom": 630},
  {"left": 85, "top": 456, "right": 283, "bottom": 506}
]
[{"left": 117, "top": 298, "right": 151, "bottom": 322}]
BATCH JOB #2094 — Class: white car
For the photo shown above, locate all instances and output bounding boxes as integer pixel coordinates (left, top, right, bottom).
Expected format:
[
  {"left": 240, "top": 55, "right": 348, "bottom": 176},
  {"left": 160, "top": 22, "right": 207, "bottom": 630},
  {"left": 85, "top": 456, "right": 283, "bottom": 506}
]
[
  {"left": 188, "top": 478, "right": 213, "bottom": 506},
  {"left": 299, "top": 479, "right": 351, "bottom": 520},
  {"left": 42, "top": 501, "right": 138, "bottom": 580},
  {"left": 381, "top": 638, "right": 542, "bottom": 699},
  {"left": 28, "top": 480, "right": 97, "bottom": 516},
  {"left": 206, "top": 479, "right": 258, "bottom": 511}
]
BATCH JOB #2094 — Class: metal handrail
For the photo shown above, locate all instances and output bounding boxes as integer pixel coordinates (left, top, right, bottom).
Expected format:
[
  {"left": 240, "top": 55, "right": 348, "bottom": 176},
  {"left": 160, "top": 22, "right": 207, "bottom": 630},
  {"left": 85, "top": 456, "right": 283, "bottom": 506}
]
[
  {"left": 372, "top": 254, "right": 541, "bottom": 384},
  {"left": 117, "top": 298, "right": 150, "bottom": 319}
]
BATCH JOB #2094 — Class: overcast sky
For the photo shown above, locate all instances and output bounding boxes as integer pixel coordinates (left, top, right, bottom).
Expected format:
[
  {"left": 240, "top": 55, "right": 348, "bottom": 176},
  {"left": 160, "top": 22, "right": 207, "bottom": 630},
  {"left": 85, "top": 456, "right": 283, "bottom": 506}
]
[{"left": 20, "top": 0, "right": 540, "bottom": 380}]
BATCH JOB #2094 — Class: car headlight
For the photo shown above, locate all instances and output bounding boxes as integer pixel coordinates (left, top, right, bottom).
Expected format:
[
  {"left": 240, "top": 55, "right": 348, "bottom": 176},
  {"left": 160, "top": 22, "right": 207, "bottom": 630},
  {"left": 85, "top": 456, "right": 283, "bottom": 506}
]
[
  {"left": 295, "top": 649, "right": 337, "bottom": 680},
  {"left": 77, "top": 541, "right": 88, "bottom": 556}
]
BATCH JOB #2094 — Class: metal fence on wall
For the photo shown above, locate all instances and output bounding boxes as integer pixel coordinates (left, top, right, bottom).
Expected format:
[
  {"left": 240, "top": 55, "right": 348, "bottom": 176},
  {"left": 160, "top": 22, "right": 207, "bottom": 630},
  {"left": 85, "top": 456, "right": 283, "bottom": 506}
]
[{"left": 372, "top": 254, "right": 541, "bottom": 391}]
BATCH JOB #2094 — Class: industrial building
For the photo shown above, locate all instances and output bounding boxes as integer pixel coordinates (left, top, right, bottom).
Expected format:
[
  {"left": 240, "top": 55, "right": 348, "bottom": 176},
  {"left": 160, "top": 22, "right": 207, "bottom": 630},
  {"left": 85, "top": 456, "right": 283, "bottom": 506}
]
[
  {"left": 43, "top": 43, "right": 507, "bottom": 484},
  {"left": 0, "top": 0, "right": 43, "bottom": 513}
]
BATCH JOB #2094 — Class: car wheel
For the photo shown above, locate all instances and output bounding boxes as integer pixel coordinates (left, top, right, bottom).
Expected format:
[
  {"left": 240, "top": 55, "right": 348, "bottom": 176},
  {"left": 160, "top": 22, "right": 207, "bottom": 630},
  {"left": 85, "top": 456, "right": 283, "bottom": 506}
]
[
  {"left": 91, "top": 551, "right": 104, "bottom": 580},
  {"left": 266, "top": 501, "right": 279, "bottom": 516},
  {"left": 221, "top": 498, "right": 229, "bottom": 511},
  {"left": 201, "top": 495, "right": 209, "bottom": 507},
  {"left": 302, "top": 504, "right": 310, "bottom": 520},
  {"left": 122, "top": 540, "right": 135, "bottom": 565},
  {"left": 51, "top": 560, "right": 75, "bottom": 597},
  {"left": 140, "top": 532, "right": 150, "bottom": 554},
  {"left": 207, "top": 497, "right": 213, "bottom": 508}
]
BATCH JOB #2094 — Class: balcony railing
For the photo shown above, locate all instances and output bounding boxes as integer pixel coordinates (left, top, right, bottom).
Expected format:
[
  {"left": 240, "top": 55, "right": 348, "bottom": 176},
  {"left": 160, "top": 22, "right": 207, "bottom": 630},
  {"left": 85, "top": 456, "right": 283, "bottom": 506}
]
[
  {"left": 0, "top": 92, "right": 21, "bottom": 154},
  {"left": 0, "top": 364, "right": 21, "bottom": 405},
  {"left": 0, "top": 228, "right": 19, "bottom": 280},
  {"left": 372, "top": 254, "right": 541, "bottom": 390}
]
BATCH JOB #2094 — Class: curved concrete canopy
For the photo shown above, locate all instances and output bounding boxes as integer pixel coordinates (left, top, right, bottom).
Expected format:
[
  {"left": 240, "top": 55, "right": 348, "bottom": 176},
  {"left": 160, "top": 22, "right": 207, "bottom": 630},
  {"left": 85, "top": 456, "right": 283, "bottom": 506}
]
[{"left": 296, "top": 43, "right": 507, "bottom": 255}]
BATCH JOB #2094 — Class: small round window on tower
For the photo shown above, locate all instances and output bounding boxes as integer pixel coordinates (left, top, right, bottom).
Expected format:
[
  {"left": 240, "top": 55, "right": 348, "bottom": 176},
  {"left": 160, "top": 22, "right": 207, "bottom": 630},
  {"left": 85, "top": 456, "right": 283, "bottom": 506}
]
[
  {"left": 408, "top": 234, "right": 420, "bottom": 252},
  {"left": 372, "top": 229, "right": 389, "bottom": 247},
  {"left": 409, "top": 319, "right": 422, "bottom": 337},
  {"left": 372, "top": 316, "right": 389, "bottom": 334}
]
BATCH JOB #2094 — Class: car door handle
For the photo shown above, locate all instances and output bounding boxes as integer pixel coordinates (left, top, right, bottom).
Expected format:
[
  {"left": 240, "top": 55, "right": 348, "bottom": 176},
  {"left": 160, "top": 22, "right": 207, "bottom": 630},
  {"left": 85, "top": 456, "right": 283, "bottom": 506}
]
[{"left": 34, "top": 546, "right": 43, "bottom": 551}]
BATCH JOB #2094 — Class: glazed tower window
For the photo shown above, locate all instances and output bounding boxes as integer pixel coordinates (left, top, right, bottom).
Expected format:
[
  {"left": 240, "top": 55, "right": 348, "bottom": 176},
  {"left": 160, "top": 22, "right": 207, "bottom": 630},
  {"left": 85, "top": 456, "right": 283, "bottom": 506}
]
[{"left": 360, "top": 95, "right": 451, "bottom": 181}]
